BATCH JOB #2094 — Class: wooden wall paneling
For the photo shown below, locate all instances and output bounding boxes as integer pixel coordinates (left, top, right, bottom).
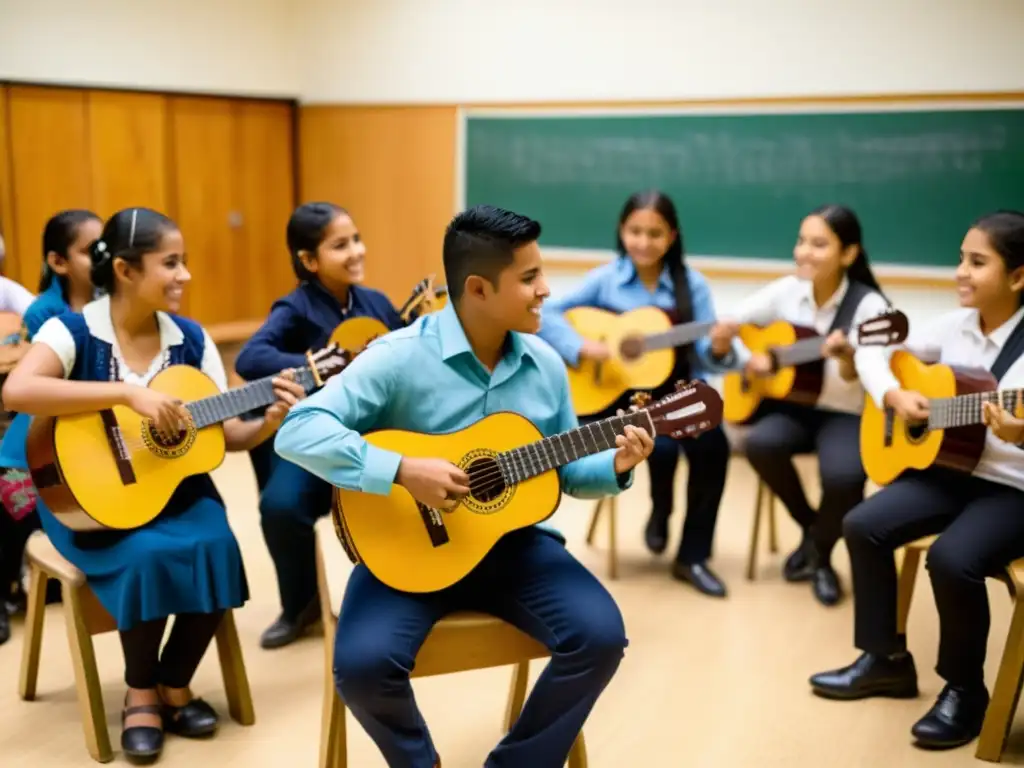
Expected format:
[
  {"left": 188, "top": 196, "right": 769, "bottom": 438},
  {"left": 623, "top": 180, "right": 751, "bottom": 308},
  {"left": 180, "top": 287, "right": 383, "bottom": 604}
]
[
  {"left": 298, "top": 106, "right": 456, "bottom": 303},
  {"left": 87, "top": 91, "right": 169, "bottom": 219},
  {"left": 168, "top": 96, "right": 237, "bottom": 325},
  {"left": 235, "top": 100, "right": 297, "bottom": 320},
  {"left": 7, "top": 86, "right": 92, "bottom": 291},
  {"left": 0, "top": 86, "right": 15, "bottom": 280}
]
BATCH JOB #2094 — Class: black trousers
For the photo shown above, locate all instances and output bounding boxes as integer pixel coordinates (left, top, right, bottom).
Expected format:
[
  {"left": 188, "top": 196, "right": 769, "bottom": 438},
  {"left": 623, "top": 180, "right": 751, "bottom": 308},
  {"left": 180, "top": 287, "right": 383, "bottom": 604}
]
[
  {"left": 843, "top": 468, "right": 1024, "bottom": 688},
  {"left": 120, "top": 611, "right": 225, "bottom": 689},
  {"left": 587, "top": 382, "right": 729, "bottom": 565},
  {"left": 743, "top": 401, "right": 865, "bottom": 561}
]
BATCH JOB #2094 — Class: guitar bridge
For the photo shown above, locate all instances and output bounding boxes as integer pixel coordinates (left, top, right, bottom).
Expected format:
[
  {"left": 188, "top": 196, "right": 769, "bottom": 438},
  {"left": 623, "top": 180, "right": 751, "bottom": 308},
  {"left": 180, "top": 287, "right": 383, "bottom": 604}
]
[
  {"left": 884, "top": 407, "right": 894, "bottom": 448},
  {"left": 417, "top": 502, "right": 450, "bottom": 547}
]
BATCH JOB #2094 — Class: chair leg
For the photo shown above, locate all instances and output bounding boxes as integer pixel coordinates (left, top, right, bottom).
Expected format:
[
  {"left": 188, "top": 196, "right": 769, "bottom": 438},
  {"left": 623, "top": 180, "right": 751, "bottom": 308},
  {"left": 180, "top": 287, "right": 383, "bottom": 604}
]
[
  {"left": 214, "top": 610, "right": 255, "bottom": 726},
  {"left": 976, "top": 592, "right": 1024, "bottom": 762},
  {"left": 606, "top": 496, "right": 618, "bottom": 581},
  {"left": 504, "top": 660, "right": 530, "bottom": 732},
  {"left": 767, "top": 492, "right": 779, "bottom": 554},
  {"left": 64, "top": 584, "right": 113, "bottom": 763},
  {"left": 585, "top": 499, "right": 603, "bottom": 546},
  {"left": 568, "top": 732, "right": 589, "bottom": 768},
  {"left": 18, "top": 565, "right": 48, "bottom": 701},
  {"left": 746, "top": 480, "right": 765, "bottom": 581},
  {"left": 896, "top": 546, "right": 924, "bottom": 636},
  {"left": 320, "top": 674, "right": 347, "bottom": 768}
]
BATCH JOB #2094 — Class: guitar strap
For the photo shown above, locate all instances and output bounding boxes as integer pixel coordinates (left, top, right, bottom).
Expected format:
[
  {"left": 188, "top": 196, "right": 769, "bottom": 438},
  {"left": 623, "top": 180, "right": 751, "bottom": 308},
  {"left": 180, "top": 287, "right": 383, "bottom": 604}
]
[
  {"left": 989, "top": 310, "right": 1024, "bottom": 382},
  {"left": 827, "top": 280, "right": 873, "bottom": 335}
]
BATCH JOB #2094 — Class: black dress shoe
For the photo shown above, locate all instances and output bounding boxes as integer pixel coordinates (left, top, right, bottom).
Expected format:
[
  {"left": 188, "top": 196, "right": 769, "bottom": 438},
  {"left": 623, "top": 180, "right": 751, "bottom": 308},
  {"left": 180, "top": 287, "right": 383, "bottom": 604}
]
[
  {"left": 260, "top": 598, "right": 321, "bottom": 649},
  {"left": 0, "top": 604, "right": 9, "bottom": 646},
  {"left": 810, "top": 651, "right": 919, "bottom": 700},
  {"left": 644, "top": 510, "right": 670, "bottom": 555},
  {"left": 162, "top": 697, "right": 219, "bottom": 738},
  {"left": 783, "top": 535, "right": 815, "bottom": 582},
  {"left": 121, "top": 703, "right": 164, "bottom": 764},
  {"left": 911, "top": 684, "right": 989, "bottom": 749},
  {"left": 672, "top": 562, "right": 727, "bottom": 598},
  {"left": 812, "top": 566, "right": 843, "bottom": 606}
]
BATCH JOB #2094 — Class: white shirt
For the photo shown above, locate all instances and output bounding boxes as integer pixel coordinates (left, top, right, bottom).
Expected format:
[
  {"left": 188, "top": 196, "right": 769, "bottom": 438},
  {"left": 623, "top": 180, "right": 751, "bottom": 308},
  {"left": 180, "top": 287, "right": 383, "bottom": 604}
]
[
  {"left": 731, "top": 275, "right": 892, "bottom": 414},
  {"left": 33, "top": 294, "right": 228, "bottom": 390},
  {"left": 0, "top": 276, "right": 35, "bottom": 316},
  {"left": 855, "top": 305, "right": 1024, "bottom": 493}
]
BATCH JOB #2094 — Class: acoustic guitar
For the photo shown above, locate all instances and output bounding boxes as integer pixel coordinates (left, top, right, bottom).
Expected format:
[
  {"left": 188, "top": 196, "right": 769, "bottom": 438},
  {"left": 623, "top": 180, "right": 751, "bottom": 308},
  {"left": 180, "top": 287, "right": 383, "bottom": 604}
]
[
  {"left": 722, "top": 310, "right": 909, "bottom": 423},
  {"left": 563, "top": 306, "right": 715, "bottom": 416},
  {"left": 326, "top": 276, "right": 449, "bottom": 357},
  {"left": 26, "top": 345, "right": 349, "bottom": 532},
  {"left": 331, "top": 379, "right": 724, "bottom": 593},
  {"left": 860, "top": 350, "right": 1023, "bottom": 486}
]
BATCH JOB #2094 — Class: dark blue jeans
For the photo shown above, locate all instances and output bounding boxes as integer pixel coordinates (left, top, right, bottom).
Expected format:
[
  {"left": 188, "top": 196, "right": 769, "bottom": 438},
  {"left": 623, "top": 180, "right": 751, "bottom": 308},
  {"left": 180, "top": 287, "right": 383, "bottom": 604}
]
[
  {"left": 259, "top": 451, "right": 334, "bottom": 620},
  {"left": 333, "top": 526, "right": 628, "bottom": 768}
]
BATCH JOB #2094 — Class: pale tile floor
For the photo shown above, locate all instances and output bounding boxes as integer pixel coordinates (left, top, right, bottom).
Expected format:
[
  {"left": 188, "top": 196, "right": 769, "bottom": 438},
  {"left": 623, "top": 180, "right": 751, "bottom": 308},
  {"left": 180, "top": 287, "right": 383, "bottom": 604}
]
[{"left": 1, "top": 453, "right": 1019, "bottom": 767}]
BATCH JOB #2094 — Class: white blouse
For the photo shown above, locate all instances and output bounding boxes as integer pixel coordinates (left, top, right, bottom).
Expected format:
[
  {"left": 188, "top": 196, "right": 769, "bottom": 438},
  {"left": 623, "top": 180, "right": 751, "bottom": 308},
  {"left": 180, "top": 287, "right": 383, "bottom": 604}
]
[{"left": 33, "top": 294, "right": 228, "bottom": 391}]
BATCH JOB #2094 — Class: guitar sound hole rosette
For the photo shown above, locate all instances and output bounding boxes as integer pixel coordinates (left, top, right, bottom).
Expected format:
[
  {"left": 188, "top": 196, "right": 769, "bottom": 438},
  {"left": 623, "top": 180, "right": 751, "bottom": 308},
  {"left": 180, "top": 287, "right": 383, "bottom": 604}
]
[
  {"left": 460, "top": 449, "right": 513, "bottom": 514},
  {"left": 141, "top": 414, "right": 198, "bottom": 459}
]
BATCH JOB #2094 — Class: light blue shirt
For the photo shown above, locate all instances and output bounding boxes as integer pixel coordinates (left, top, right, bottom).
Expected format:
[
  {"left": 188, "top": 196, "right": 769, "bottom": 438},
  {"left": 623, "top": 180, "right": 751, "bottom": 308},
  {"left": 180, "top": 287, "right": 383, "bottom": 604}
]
[
  {"left": 537, "top": 257, "right": 725, "bottom": 376},
  {"left": 274, "top": 301, "right": 632, "bottom": 514}
]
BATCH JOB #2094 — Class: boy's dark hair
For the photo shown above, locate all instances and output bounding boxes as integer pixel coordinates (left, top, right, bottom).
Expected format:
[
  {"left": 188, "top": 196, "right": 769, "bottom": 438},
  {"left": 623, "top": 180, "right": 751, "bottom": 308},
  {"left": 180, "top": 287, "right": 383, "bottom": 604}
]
[
  {"left": 442, "top": 205, "right": 541, "bottom": 301},
  {"left": 286, "top": 202, "right": 347, "bottom": 281}
]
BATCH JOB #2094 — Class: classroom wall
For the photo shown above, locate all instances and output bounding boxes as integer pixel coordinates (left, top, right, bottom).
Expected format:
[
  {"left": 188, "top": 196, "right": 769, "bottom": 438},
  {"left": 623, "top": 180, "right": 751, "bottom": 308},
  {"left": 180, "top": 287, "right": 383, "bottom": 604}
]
[{"left": 0, "top": 0, "right": 299, "bottom": 97}]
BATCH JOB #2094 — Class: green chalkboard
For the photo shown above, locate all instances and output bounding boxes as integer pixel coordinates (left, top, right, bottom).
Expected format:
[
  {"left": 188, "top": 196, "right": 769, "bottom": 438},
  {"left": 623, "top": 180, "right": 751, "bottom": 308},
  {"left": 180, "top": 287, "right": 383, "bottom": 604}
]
[{"left": 463, "top": 107, "right": 1024, "bottom": 268}]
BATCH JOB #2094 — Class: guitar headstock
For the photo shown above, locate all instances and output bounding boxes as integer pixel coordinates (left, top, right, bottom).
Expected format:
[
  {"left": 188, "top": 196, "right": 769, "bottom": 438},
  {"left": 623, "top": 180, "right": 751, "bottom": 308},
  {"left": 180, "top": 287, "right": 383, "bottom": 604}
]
[
  {"left": 400, "top": 275, "right": 450, "bottom": 321},
  {"left": 638, "top": 380, "right": 723, "bottom": 440},
  {"left": 307, "top": 344, "right": 351, "bottom": 385},
  {"left": 855, "top": 309, "right": 909, "bottom": 347}
]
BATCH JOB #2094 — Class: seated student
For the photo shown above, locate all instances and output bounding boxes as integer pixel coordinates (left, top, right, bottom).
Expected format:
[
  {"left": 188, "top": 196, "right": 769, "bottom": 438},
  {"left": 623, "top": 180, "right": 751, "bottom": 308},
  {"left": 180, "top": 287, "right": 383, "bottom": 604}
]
[
  {"left": 708, "top": 205, "right": 889, "bottom": 607},
  {"left": 275, "top": 205, "right": 654, "bottom": 768},
  {"left": 0, "top": 231, "right": 36, "bottom": 317},
  {"left": 0, "top": 209, "right": 101, "bottom": 646},
  {"left": 233, "top": 202, "right": 407, "bottom": 649},
  {"left": 810, "top": 210, "right": 1024, "bottom": 750},
  {"left": 538, "top": 190, "right": 730, "bottom": 597},
  {"left": 1, "top": 207, "right": 304, "bottom": 762}
]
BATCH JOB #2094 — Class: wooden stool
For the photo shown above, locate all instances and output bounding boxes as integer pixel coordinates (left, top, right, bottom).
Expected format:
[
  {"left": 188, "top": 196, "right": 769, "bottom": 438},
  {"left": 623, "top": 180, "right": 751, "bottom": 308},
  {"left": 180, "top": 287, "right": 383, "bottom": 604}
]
[
  {"left": 314, "top": 535, "right": 588, "bottom": 768},
  {"left": 18, "top": 531, "right": 255, "bottom": 763},
  {"left": 745, "top": 477, "right": 779, "bottom": 581},
  {"left": 585, "top": 496, "right": 618, "bottom": 579},
  {"left": 895, "top": 534, "right": 1024, "bottom": 762}
]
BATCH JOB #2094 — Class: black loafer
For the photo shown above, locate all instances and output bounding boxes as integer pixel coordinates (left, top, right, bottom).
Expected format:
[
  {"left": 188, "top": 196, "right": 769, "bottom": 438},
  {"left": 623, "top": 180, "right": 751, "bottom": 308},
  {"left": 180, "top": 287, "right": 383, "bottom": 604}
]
[
  {"left": 162, "top": 697, "right": 219, "bottom": 738},
  {"left": 672, "top": 561, "right": 728, "bottom": 598},
  {"left": 121, "top": 704, "right": 164, "bottom": 764},
  {"left": 260, "top": 599, "right": 321, "bottom": 650},
  {"left": 911, "top": 684, "right": 989, "bottom": 749},
  {"left": 810, "top": 651, "right": 918, "bottom": 700},
  {"left": 644, "top": 509, "right": 670, "bottom": 555}
]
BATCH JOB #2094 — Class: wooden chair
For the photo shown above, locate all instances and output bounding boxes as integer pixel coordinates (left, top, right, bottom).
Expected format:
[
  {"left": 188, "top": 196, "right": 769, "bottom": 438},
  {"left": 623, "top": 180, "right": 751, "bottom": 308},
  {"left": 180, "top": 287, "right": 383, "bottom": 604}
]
[
  {"left": 314, "top": 533, "right": 588, "bottom": 768},
  {"left": 585, "top": 495, "right": 619, "bottom": 579},
  {"left": 896, "top": 535, "right": 1024, "bottom": 762},
  {"left": 17, "top": 531, "right": 255, "bottom": 763}
]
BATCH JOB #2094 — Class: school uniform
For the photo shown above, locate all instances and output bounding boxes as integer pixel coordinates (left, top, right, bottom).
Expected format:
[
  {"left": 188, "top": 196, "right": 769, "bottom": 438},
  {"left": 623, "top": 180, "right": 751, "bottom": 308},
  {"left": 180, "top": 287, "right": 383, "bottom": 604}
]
[
  {"left": 233, "top": 280, "right": 404, "bottom": 640},
  {"left": 538, "top": 257, "right": 730, "bottom": 581},
  {"left": 712, "top": 274, "right": 889, "bottom": 601},
  {"left": 28, "top": 295, "right": 248, "bottom": 689},
  {"left": 275, "top": 301, "right": 630, "bottom": 768},
  {"left": 810, "top": 307, "right": 1024, "bottom": 740}
]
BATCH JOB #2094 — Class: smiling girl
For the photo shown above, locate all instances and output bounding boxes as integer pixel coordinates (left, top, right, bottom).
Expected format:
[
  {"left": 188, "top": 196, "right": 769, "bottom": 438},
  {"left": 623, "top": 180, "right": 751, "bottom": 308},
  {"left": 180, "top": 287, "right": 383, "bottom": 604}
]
[
  {"left": 539, "top": 190, "right": 731, "bottom": 598},
  {"left": 709, "top": 205, "right": 889, "bottom": 607},
  {"left": 1, "top": 207, "right": 304, "bottom": 761},
  {"left": 234, "top": 202, "right": 409, "bottom": 649},
  {"left": 810, "top": 210, "right": 1024, "bottom": 751}
]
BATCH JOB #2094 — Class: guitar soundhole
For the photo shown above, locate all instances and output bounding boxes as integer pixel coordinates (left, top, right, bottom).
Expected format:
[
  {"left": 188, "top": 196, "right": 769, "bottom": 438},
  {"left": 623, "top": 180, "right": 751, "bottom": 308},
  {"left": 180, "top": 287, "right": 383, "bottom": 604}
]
[
  {"left": 141, "top": 419, "right": 197, "bottom": 459},
  {"left": 905, "top": 422, "right": 928, "bottom": 444},
  {"left": 466, "top": 457, "right": 506, "bottom": 503}
]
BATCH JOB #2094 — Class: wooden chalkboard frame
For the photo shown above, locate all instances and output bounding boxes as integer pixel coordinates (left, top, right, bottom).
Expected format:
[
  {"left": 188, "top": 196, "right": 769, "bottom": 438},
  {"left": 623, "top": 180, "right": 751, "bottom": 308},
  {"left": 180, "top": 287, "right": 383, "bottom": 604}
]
[{"left": 456, "top": 91, "right": 1024, "bottom": 289}]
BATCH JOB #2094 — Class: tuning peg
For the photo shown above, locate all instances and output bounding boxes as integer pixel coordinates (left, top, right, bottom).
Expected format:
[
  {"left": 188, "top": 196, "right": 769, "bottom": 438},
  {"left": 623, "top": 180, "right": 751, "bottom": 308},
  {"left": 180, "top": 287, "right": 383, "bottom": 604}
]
[{"left": 630, "top": 391, "right": 652, "bottom": 408}]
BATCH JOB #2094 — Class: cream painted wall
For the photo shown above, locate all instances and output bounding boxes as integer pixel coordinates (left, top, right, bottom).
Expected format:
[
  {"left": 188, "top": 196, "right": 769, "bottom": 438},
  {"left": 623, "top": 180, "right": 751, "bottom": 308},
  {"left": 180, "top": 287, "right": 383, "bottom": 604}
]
[
  {"left": 0, "top": 0, "right": 299, "bottom": 96},
  {"left": 297, "top": 0, "right": 1024, "bottom": 104}
]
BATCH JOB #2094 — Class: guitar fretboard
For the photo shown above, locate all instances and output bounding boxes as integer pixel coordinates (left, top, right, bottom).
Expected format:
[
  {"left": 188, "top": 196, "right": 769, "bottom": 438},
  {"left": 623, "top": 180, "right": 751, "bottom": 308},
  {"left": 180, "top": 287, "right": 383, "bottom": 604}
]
[
  {"left": 496, "top": 410, "right": 654, "bottom": 485},
  {"left": 187, "top": 367, "right": 319, "bottom": 428},
  {"left": 638, "top": 321, "right": 714, "bottom": 353},
  {"left": 927, "top": 389, "right": 1023, "bottom": 430}
]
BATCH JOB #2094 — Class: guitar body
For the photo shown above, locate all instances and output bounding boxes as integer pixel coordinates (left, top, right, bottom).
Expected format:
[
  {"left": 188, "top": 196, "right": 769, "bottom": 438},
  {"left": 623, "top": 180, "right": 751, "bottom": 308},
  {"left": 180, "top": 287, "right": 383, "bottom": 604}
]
[
  {"left": 332, "top": 412, "right": 562, "bottom": 594},
  {"left": 860, "top": 351, "right": 993, "bottom": 486},
  {"left": 563, "top": 306, "right": 675, "bottom": 416},
  {"left": 328, "top": 316, "right": 390, "bottom": 354},
  {"left": 26, "top": 365, "right": 228, "bottom": 532},
  {"left": 722, "top": 322, "right": 825, "bottom": 423}
]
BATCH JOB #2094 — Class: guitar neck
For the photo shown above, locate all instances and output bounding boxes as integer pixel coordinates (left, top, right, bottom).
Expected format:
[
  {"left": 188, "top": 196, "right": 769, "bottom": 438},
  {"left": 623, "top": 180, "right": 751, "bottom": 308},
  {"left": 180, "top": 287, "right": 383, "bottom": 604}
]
[
  {"left": 927, "top": 389, "right": 1024, "bottom": 430},
  {"left": 186, "top": 366, "right": 320, "bottom": 429},
  {"left": 496, "top": 409, "right": 654, "bottom": 485},
  {"left": 638, "top": 320, "right": 715, "bottom": 352},
  {"left": 772, "top": 334, "right": 830, "bottom": 368}
]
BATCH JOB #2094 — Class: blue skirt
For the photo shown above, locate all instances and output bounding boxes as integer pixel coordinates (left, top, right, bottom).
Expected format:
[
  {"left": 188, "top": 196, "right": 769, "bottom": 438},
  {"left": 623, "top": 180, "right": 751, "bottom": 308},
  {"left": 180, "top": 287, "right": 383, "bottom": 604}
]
[{"left": 37, "top": 476, "right": 249, "bottom": 631}]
